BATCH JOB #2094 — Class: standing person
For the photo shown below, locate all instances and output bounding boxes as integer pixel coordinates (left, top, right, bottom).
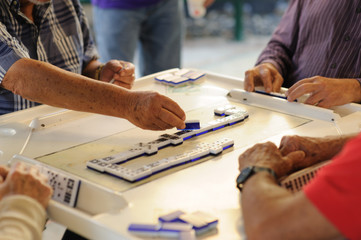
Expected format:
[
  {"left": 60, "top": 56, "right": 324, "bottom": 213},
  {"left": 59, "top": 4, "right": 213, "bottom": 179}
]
[
  {"left": 92, "top": 0, "right": 214, "bottom": 77},
  {"left": 0, "top": 0, "right": 186, "bottom": 131},
  {"left": 243, "top": 0, "right": 361, "bottom": 108}
]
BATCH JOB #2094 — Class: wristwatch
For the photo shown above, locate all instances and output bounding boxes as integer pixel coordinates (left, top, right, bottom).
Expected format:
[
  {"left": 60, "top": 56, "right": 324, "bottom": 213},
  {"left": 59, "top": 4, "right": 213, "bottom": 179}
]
[{"left": 236, "top": 166, "right": 277, "bottom": 192}]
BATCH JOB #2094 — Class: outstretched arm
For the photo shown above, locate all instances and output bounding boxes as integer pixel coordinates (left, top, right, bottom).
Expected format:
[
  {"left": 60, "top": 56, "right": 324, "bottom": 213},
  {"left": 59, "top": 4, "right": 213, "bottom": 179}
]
[{"left": 2, "top": 58, "right": 185, "bottom": 130}]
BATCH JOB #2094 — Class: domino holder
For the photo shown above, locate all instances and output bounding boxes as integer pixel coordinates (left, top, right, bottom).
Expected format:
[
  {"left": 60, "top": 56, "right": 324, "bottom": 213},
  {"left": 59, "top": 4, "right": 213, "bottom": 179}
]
[{"left": 10, "top": 154, "right": 128, "bottom": 216}]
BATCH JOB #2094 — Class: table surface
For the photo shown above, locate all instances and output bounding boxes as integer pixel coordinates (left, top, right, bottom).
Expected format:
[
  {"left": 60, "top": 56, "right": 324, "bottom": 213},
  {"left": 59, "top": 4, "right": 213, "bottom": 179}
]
[{"left": 1, "top": 69, "right": 360, "bottom": 240}]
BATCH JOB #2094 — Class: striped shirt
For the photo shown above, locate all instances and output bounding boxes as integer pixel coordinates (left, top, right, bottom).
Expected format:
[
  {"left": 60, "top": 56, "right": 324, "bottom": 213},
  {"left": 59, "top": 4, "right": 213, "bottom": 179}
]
[
  {"left": 256, "top": 0, "right": 361, "bottom": 88},
  {"left": 0, "top": 0, "right": 97, "bottom": 114}
]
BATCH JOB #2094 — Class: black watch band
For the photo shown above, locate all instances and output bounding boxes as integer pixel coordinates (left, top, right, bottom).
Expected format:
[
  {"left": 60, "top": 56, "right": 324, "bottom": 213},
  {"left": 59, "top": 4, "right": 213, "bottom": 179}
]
[{"left": 236, "top": 166, "right": 277, "bottom": 192}]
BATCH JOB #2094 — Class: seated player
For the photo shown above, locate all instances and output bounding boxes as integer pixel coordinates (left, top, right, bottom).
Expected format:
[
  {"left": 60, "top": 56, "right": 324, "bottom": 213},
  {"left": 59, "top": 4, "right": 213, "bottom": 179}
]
[
  {"left": 0, "top": 0, "right": 185, "bottom": 131},
  {"left": 244, "top": 1, "right": 361, "bottom": 108},
  {"left": 0, "top": 162, "right": 52, "bottom": 239},
  {"left": 237, "top": 133, "right": 360, "bottom": 239}
]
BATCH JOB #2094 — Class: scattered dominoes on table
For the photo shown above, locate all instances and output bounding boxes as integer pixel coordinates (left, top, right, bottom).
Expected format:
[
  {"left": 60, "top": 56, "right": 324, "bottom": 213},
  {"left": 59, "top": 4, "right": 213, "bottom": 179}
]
[
  {"left": 88, "top": 137, "right": 234, "bottom": 182},
  {"left": 154, "top": 69, "right": 205, "bottom": 86},
  {"left": 128, "top": 210, "right": 218, "bottom": 239},
  {"left": 128, "top": 222, "right": 194, "bottom": 238}
]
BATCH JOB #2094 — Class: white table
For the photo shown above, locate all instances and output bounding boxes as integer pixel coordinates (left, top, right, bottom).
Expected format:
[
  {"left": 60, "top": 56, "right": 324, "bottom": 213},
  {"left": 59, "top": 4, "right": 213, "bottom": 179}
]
[{"left": 1, "top": 69, "right": 360, "bottom": 240}]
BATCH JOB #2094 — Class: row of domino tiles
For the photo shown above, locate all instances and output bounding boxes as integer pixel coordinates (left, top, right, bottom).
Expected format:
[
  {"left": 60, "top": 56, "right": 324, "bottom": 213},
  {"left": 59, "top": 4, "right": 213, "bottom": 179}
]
[
  {"left": 86, "top": 107, "right": 248, "bottom": 166},
  {"left": 87, "top": 138, "right": 234, "bottom": 182},
  {"left": 86, "top": 106, "right": 248, "bottom": 181}
]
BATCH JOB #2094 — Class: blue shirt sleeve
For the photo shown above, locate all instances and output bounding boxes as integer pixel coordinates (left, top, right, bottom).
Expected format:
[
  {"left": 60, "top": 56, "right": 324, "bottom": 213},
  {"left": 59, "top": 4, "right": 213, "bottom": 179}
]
[{"left": 0, "top": 23, "right": 30, "bottom": 82}]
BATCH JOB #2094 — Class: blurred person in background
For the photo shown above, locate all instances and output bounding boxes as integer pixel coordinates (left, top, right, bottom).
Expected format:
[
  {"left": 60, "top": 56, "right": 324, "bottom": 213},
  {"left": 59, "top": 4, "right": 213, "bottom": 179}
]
[{"left": 92, "top": 0, "right": 215, "bottom": 77}]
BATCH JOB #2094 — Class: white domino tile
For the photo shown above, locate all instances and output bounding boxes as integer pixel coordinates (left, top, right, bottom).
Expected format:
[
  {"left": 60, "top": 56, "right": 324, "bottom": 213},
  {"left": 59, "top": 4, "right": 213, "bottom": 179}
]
[{"left": 87, "top": 106, "right": 247, "bottom": 178}]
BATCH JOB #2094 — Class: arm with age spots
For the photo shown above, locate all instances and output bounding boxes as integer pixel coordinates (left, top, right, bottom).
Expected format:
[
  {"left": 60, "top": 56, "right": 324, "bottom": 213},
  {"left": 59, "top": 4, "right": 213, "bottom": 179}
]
[
  {"left": 279, "top": 134, "right": 356, "bottom": 170},
  {"left": 2, "top": 58, "right": 185, "bottom": 130},
  {"left": 238, "top": 141, "right": 344, "bottom": 240}
]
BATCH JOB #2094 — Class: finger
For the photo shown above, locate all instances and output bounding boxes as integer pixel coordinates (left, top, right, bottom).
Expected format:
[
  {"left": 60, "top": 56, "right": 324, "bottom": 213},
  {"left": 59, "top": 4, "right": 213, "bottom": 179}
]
[
  {"left": 161, "top": 97, "right": 186, "bottom": 121},
  {"left": 113, "top": 81, "right": 133, "bottom": 89},
  {"left": 107, "top": 60, "right": 124, "bottom": 74},
  {"left": 272, "top": 72, "right": 284, "bottom": 92},
  {"left": 160, "top": 107, "right": 186, "bottom": 129},
  {"left": 285, "top": 150, "right": 306, "bottom": 169},
  {"left": 11, "top": 162, "right": 27, "bottom": 175},
  {"left": 259, "top": 67, "right": 273, "bottom": 93},
  {"left": 119, "top": 62, "right": 135, "bottom": 77},
  {"left": 39, "top": 174, "right": 49, "bottom": 184},
  {"left": 0, "top": 165, "right": 9, "bottom": 181},
  {"left": 113, "top": 74, "right": 135, "bottom": 85},
  {"left": 286, "top": 82, "right": 318, "bottom": 102},
  {"left": 28, "top": 166, "right": 41, "bottom": 179},
  {"left": 153, "top": 114, "right": 175, "bottom": 130},
  {"left": 244, "top": 70, "right": 256, "bottom": 92},
  {"left": 315, "top": 99, "right": 332, "bottom": 109},
  {"left": 304, "top": 92, "right": 324, "bottom": 106}
]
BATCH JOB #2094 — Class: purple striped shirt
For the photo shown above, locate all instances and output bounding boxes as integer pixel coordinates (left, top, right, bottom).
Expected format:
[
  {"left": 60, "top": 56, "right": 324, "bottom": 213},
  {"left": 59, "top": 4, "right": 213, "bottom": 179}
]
[
  {"left": 256, "top": 0, "right": 361, "bottom": 88},
  {"left": 91, "top": 0, "right": 161, "bottom": 9}
]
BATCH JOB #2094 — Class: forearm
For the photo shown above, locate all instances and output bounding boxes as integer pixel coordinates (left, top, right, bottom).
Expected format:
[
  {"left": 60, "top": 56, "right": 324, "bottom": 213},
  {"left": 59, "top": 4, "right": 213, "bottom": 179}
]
[
  {"left": 2, "top": 58, "right": 131, "bottom": 118},
  {"left": 308, "top": 134, "right": 356, "bottom": 161},
  {"left": 241, "top": 172, "right": 342, "bottom": 240},
  {"left": 242, "top": 172, "right": 293, "bottom": 240}
]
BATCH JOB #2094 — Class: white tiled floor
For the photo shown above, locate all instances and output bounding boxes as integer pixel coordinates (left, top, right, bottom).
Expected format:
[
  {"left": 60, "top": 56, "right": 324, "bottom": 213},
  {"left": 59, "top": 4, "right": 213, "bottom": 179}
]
[{"left": 182, "top": 35, "right": 269, "bottom": 78}]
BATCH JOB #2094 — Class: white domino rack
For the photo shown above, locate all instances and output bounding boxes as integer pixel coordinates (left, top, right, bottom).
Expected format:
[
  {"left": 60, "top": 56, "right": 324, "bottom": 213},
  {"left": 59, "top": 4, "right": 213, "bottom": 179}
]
[{"left": 10, "top": 154, "right": 128, "bottom": 238}]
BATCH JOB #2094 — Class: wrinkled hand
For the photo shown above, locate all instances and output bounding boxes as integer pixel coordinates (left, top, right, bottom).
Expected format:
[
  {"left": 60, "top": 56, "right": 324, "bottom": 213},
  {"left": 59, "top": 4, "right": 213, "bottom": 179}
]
[
  {"left": 279, "top": 134, "right": 350, "bottom": 167},
  {"left": 0, "top": 162, "right": 53, "bottom": 208},
  {"left": 100, "top": 60, "right": 135, "bottom": 89},
  {"left": 244, "top": 63, "right": 284, "bottom": 93},
  {"left": 127, "top": 91, "right": 186, "bottom": 130},
  {"left": 238, "top": 142, "right": 305, "bottom": 178},
  {"left": 285, "top": 76, "right": 361, "bottom": 108}
]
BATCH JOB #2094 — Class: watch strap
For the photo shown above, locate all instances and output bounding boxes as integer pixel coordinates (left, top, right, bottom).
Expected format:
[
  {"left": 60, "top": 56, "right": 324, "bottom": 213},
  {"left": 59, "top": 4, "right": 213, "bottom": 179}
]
[{"left": 236, "top": 166, "right": 277, "bottom": 192}]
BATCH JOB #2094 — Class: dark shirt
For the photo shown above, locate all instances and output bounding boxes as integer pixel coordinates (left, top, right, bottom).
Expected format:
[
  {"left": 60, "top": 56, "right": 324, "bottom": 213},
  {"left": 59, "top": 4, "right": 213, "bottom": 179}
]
[{"left": 256, "top": 0, "right": 361, "bottom": 88}]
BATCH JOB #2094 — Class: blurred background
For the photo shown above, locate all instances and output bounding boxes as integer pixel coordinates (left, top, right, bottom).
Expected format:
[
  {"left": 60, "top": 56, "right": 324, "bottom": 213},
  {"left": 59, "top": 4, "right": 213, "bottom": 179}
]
[{"left": 81, "top": 0, "right": 289, "bottom": 79}]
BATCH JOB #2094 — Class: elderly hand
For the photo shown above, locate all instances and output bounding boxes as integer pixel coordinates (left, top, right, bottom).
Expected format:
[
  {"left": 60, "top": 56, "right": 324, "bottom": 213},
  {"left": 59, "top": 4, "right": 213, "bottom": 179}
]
[
  {"left": 285, "top": 76, "right": 361, "bottom": 108},
  {"left": 244, "top": 63, "right": 284, "bottom": 93},
  {"left": 126, "top": 91, "right": 186, "bottom": 130},
  {"left": 0, "top": 162, "right": 53, "bottom": 209},
  {"left": 100, "top": 60, "right": 135, "bottom": 89},
  {"left": 238, "top": 142, "right": 305, "bottom": 178},
  {"left": 279, "top": 134, "right": 352, "bottom": 168}
]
